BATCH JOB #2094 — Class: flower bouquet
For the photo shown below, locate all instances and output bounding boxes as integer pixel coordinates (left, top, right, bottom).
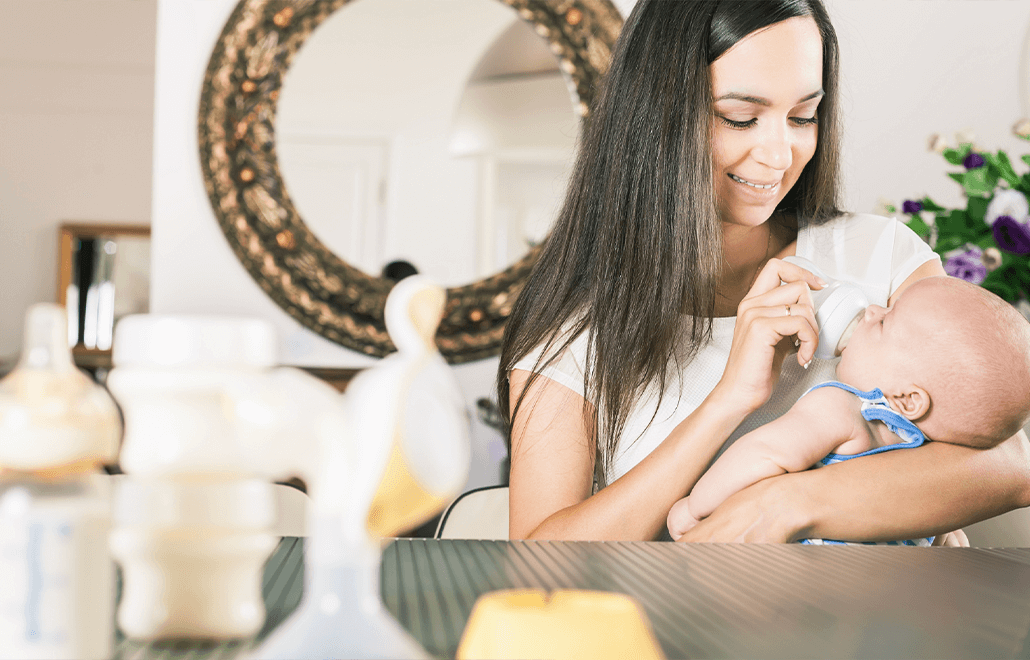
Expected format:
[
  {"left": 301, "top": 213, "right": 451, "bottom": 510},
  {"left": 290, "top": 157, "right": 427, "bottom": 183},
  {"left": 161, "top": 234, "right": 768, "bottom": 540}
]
[{"left": 886, "top": 121, "right": 1030, "bottom": 314}]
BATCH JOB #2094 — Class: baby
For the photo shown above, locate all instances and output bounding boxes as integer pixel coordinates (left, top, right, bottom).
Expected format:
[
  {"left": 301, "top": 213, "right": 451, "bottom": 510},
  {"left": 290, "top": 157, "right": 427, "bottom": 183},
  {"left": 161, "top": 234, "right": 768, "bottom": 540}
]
[{"left": 668, "top": 275, "right": 1030, "bottom": 544}]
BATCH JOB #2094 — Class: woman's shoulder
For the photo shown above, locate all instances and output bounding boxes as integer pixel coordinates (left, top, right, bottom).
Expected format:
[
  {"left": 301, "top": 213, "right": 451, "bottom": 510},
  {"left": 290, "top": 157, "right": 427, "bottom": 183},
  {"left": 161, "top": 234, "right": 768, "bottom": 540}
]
[
  {"left": 801, "top": 213, "right": 934, "bottom": 303},
  {"left": 803, "top": 212, "right": 901, "bottom": 239},
  {"left": 509, "top": 319, "right": 592, "bottom": 399}
]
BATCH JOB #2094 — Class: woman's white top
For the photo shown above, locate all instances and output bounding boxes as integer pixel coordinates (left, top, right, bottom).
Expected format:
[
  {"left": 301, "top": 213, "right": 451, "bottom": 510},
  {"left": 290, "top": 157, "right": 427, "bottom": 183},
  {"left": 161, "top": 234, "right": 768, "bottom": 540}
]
[{"left": 511, "top": 213, "right": 941, "bottom": 485}]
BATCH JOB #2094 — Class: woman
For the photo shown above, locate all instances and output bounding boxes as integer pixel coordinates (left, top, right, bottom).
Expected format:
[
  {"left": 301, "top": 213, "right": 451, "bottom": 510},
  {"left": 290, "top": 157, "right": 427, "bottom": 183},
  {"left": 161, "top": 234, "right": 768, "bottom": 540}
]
[{"left": 497, "top": 0, "right": 1030, "bottom": 542}]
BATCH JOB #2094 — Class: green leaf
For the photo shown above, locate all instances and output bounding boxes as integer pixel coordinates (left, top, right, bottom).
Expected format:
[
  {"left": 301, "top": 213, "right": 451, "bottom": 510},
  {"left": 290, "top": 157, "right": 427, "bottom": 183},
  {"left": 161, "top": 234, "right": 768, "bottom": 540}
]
[
  {"left": 934, "top": 234, "right": 966, "bottom": 256},
  {"left": 985, "top": 151, "right": 1021, "bottom": 188},
  {"left": 1022, "top": 154, "right": 1030, "bottom": 168},
  {"left": 963, "top": 167, "right": 997, "bottom": 197},
  {"left": 966, "top": 196, "right": 989, "bottom": 226},
  {"left": 943, "top": 145, "right": 971, "bottom": 166},
  {"left": 906, "top": 215, "right": 930, "bottom": 237},
  {"left": 920, "top": 196, "right": 945, "bottom": 213},
  {"left": 982, "top": 280, "right": 1018, "bottom": 302},
  {"left": 948, "top": 172, "right": 966, "bottom": 187},
  {"left": 936, "top": 209, "right": 980, "bottom": 242},
  {"left": 974, "top": 233, "right": 998, "bottom": 250}
]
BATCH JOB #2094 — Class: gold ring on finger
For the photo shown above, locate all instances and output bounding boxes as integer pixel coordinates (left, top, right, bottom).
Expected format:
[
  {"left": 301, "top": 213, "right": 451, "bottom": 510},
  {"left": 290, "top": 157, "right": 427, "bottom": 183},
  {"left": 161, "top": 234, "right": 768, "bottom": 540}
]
[{"left": 785, "top": 304, "right": 791, "bottom": 317}]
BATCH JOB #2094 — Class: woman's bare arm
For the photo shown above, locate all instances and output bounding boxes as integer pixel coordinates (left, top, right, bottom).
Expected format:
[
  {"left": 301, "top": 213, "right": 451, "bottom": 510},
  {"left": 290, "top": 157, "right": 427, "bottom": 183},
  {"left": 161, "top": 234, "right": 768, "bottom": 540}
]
[
  {"left": 508, "top": 368, "right": 749, "bottom": 541},
  {"left": 681, "top": 257, "right": 1030, "bottom": 543},
  {"left": 509, "top": 258, "right": 826, "bottom": 541},
  {"left": 680, "top": 428, "right": 1030, "bottom": 543}
]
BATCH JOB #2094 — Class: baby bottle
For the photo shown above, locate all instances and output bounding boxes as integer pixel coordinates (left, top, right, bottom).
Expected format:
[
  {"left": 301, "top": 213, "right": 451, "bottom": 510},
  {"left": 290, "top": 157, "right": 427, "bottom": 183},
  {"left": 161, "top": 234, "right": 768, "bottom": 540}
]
[
  {"left": 0, "top": 304, "right": 121, "bottom": 660},
  {"left": 782, "top": 255, "right": 869, "bottom": 359},
  {"left": 105, "top": 316, "right": 280, "bottom": 640}
]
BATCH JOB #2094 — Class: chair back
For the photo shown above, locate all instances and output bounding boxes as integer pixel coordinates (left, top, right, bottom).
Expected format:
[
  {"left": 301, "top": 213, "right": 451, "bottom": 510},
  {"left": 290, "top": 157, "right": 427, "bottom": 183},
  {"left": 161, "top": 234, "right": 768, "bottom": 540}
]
[{"left": 435, "top": 485, "right": 509, "bottom": 540}]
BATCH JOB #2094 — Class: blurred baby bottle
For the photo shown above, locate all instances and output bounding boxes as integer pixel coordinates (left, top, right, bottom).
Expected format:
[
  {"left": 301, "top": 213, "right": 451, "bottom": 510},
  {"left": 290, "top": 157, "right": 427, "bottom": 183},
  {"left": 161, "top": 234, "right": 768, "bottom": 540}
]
[
  {"left": 106, "top": 317, "right": 279, "bottom": 640},
  {"left": 782, "top": 255, "right": 869, "bottom": 359},
  {"left": 0, "top": 303, "right": 121, "bottom": 660}
]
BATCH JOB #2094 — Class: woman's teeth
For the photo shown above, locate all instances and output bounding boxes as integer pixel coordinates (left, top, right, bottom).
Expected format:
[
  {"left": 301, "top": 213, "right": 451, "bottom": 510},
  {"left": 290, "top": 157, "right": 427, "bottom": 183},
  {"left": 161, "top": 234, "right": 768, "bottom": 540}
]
[{"left": 729, "top": 173, "right": 776, "bottom": 189}]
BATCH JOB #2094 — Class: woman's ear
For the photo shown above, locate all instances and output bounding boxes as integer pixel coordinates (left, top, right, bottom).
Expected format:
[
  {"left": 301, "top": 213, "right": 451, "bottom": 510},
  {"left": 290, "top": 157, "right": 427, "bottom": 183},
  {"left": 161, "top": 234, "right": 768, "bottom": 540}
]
[{"left": 887, "top": 386, "right": 930, "bottom": 422}]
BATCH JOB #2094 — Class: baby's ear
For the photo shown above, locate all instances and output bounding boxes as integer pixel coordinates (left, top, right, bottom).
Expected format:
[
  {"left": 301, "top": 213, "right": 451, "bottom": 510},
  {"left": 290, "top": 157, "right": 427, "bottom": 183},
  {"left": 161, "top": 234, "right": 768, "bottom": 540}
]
[{"left": 888, "top": 387, "right": 930, "bottom": 422}]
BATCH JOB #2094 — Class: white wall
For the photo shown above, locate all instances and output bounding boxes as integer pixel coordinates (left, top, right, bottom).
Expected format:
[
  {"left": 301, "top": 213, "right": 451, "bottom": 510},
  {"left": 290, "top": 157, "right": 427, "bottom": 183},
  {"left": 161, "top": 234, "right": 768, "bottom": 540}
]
[
  {"left": 4, "top": 0, "right": 1030, "bottom": 508},
  {"left": 826, "top": 0, "right": 1030, "bottom": 214},
  {"left": 0, "top": 0, "right": 156, "bottom": 362}
]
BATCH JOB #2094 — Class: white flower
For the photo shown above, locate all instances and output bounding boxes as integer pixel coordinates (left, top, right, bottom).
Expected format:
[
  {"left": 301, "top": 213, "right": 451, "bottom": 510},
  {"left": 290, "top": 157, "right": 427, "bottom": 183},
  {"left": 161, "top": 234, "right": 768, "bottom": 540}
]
[
  {"left": 1014, "top": 118, "right": 1030, "bottom": 140},
  {"left": 872, "top": 197, "right": 896, "bottom": 217},
  {"left": 955, "top": 128, "right": 977, "bottom": 148},
  {"left": 985, "top": 189, "right": 1030, "bottom": 227},
  {"left": 983, "top": 247, "right": 1003, "bottom": 271},
  {"left": 927, "top": 134, "right": 948, "bottom": 153}
]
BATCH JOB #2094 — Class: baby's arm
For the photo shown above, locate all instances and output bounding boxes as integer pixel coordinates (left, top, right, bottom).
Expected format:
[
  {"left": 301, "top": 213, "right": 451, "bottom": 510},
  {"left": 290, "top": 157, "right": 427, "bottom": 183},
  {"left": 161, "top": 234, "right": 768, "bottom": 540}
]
[{"left": 668, "top": 387, "right": 857, "bottom": 540}]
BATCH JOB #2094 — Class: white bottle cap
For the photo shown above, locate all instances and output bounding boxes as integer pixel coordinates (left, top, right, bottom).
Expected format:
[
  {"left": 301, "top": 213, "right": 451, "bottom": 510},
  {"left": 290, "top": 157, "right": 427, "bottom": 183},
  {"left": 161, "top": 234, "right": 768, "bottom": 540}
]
[
  {"left": 113, "top": 315, "right": 276, "bottom": 368},
  {"left": 812, "top": 287, "right": 868, "bottom": 359}
]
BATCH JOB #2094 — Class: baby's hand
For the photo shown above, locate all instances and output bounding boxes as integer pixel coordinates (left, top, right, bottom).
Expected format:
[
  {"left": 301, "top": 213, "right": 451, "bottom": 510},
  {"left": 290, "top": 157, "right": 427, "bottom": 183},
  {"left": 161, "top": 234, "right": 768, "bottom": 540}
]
[{"left": 667, "top": 496, "right": 702, "bottom": 541}]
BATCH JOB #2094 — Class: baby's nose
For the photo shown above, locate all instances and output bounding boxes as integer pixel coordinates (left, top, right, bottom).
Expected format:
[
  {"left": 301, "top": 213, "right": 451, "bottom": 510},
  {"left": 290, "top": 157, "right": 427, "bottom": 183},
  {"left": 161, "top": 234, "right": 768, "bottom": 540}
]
[{"left": 863, "top": 304, "right": 885, "bottom": 321}]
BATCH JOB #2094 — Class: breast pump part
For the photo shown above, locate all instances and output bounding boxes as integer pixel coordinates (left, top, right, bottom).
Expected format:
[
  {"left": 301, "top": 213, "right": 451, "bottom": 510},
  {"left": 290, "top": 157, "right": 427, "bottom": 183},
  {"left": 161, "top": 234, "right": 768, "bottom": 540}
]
[
  {"left": 782, "top": 256, "right": 868, "bottom": 359},
  {"left": 249, "top": 276, "right": 468, "bottom": 660},
  {"left": 0, "top": 304, "right": 120, "bottom": 472}
]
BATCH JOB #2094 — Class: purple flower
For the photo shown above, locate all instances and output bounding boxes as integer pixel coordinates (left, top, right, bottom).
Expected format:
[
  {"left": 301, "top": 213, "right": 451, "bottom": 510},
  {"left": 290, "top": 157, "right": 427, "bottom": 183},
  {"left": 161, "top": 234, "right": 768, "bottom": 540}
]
[
  {"left": 901, "top": 200, "right": 923, "bottom": 214},
  {"left": 963, "top": 152, "right": 986, "bottom": 169},
  {"left": 944, "top": 247, "right": 987, "bottom": 284},
  {"left": 992, "top": 216, "right": 1030, "bottom": 255}
]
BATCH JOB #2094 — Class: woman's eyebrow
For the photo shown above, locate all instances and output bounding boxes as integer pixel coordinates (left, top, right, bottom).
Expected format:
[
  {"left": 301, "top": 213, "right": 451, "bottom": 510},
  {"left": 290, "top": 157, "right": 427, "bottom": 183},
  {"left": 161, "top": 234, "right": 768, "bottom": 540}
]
[{"left": 714, "top": 89, "right": 825, "bottom": 106}]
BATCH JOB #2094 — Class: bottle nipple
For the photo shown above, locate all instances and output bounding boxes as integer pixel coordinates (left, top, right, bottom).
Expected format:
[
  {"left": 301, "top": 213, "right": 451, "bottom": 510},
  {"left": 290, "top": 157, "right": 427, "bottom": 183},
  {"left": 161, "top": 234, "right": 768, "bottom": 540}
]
[
  {"left": 833, "top": 310, "right": 864, "bottom": 357},
  {"left": 19, "top": 303, "right": 76, "bottom": 372}
]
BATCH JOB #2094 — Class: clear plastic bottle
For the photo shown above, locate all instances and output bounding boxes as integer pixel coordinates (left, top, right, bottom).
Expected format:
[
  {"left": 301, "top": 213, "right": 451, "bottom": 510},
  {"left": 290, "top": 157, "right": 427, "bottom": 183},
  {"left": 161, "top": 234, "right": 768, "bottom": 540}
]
[
  {"left": 0, "top": 304, "right": 121, "bottom": 660},
  {"left": 105, "top": 315, "right": 281, "bottom": 641},
  {"left": 783, "top": 255, "right": 870, "bottom": 359}
]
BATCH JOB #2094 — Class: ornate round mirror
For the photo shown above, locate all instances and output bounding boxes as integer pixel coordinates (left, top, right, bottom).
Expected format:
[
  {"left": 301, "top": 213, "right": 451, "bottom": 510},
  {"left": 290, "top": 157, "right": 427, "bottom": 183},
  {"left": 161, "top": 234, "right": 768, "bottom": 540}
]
[{"left": 198, "top": 0, "right": 621, "bottom": 363}]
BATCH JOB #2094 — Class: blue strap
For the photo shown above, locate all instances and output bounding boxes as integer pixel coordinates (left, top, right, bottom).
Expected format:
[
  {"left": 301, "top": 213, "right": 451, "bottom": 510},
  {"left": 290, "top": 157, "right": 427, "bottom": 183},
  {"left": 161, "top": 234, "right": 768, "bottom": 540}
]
[
  {"left": 799, "top": 381, "right": 933, "bottom": 547},
  {"left": 803, "top": 381, "right": 926, "bottom": 462}
]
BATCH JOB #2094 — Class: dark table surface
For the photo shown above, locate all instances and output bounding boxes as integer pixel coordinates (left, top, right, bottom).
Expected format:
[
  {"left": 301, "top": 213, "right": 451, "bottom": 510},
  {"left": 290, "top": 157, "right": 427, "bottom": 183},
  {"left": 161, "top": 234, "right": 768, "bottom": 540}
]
[{"left": 114, "top": 537, "right": 1030, "bottom": 659}]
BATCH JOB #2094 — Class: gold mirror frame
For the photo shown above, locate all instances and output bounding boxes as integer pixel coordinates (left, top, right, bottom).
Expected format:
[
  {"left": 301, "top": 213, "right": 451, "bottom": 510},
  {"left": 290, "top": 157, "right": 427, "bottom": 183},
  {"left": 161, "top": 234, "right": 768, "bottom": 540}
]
[{"left": 198, "top": 0, "right": 621, "bottom": 363}]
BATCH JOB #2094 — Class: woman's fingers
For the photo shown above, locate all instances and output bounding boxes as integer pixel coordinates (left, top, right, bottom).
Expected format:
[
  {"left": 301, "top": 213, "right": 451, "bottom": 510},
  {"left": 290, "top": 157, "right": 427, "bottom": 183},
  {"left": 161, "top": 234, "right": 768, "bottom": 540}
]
[
  {"left": 750, "top": 257, "right": 827, "bottom": 296},
  {"left": 741, "top": 279, "right": 815, "bottom": 310},
  {"left": 932, "top": 529, "right": 969, "bottom": 547},
  {"left": 739, "top": 299, "right": 820, "bottom": 367}
]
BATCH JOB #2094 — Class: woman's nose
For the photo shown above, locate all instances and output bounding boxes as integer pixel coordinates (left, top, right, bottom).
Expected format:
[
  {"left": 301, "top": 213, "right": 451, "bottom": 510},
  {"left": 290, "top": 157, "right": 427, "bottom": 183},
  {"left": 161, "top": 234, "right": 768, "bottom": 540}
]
[{"left": 751, "top": 123, "right": 792, "bottom": 171}]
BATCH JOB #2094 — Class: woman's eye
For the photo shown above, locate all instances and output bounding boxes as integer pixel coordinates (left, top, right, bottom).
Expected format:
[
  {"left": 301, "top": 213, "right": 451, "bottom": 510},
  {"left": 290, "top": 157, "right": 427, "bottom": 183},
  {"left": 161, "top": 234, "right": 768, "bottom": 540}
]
[
  {"left": 719, "top": 116, "right": 757, "bottom": 130},
  {"left": 791, "top": 116, "right": 819, "bottom": 127}
]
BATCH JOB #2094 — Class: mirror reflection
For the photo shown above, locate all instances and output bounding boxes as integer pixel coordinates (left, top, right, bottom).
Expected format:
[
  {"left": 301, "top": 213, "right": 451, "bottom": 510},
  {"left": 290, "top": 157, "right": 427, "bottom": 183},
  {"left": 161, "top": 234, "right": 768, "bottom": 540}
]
[
  {"left": 57, "top": 223, "right": 150, "bottom": 361},
  {"left": 276, "top": 0, "right": 580, "bottom": 287}
]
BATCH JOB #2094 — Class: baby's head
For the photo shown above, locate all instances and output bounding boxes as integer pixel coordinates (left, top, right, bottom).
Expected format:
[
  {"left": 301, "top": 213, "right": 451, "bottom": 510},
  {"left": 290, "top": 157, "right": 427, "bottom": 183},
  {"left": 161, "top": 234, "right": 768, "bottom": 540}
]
[{"left": 837, "top": 276, "right": 1030, "bottom": 447}]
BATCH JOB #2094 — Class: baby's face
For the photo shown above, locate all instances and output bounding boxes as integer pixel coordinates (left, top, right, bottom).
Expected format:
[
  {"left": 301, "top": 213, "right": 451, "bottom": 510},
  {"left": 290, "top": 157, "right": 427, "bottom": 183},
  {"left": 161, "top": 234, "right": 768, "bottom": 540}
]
[{"left": 836, "top": 281, "right": 959, "bottom": 390}]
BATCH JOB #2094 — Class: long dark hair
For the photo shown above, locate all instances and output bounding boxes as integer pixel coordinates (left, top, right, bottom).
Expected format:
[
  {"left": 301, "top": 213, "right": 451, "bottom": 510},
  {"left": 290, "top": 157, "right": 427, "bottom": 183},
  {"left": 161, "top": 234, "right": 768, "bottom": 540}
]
[{"left": 498, "top": 0, "right": 843, "bottom": 488}]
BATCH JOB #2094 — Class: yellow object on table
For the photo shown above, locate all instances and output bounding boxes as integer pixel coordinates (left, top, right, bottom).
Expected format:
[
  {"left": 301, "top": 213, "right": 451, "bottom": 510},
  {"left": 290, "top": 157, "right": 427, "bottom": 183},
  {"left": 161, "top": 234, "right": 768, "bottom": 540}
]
[{"left": 456, "top": 588, "right": 666, "bottom": 660}]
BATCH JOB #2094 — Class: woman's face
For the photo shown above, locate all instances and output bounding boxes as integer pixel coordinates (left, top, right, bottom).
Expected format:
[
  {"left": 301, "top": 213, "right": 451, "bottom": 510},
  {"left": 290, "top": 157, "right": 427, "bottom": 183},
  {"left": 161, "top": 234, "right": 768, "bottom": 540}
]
[{"left": 710, "top": 17, "right": 824, "bottom": 228}]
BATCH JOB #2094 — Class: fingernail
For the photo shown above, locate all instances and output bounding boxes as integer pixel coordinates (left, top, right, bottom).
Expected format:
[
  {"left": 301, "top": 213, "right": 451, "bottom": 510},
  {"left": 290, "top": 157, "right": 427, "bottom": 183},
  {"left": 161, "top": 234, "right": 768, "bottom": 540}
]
[
  {"left": 815, "top": 277, "right": 828, "bottom": 287},
  {"left": 803, "top": 359, "right": 812, "bottom": 370}
]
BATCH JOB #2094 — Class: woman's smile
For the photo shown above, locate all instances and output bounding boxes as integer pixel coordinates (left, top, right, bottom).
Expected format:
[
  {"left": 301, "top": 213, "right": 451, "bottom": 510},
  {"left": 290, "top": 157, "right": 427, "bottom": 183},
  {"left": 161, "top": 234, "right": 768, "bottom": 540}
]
[{"left": 728, "top": 173, "right": 779, "bottom": 189}]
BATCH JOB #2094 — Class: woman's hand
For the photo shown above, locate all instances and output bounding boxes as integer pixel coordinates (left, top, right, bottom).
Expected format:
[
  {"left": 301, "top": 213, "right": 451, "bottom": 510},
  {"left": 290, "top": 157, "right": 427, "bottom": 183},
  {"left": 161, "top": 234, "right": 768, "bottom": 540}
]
[
  {"left": 712, "top": 258, "right": 825, "bottom": 416},
  {"left": 677, "top": 476, "right": 808, "bottom": 543},
  {"left": 932, "top": 529, "right": 970, "bottom": 547}
]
